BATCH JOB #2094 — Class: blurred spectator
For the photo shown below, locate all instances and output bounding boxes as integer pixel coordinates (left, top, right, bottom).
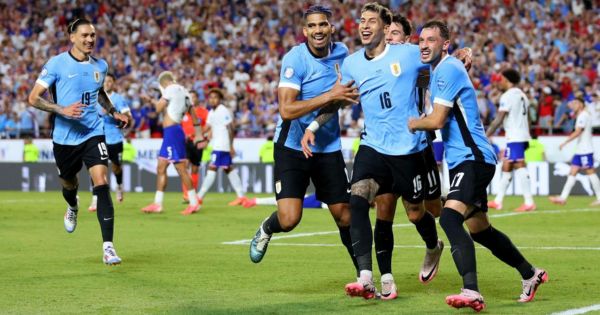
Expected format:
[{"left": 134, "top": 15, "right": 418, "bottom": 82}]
[
  {"left": 525, "top": 132, "right": 545, "bottom": 163},
  {"left": 259, "top": 135, "right": 274, "bottom": 163},
  {"left": 537, "top": 87, "right": 555, "bottom": 133},
  {"left": 122, "top": 137, "right": 137, "bottom": 163},
  {"left": 23, "top": 136, "right": 39, "bottom": 163}
]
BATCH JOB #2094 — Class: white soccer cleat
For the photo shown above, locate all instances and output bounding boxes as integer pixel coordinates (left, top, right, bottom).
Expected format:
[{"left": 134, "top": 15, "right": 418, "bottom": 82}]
[
  {"left": 64, "top": 207, "right": 78, "bottom": 233},
  {"left": 518, "top": 268, "right": 548, "bottom": 302},
  {"left": 379, "top": 274, "right": 398, "bottom": 300},
  {"left": 420, "top": 239, "right": 444, "bottom": 284},
  {"left": 103, "top": 245, "right": 122, "bottom": 265}
]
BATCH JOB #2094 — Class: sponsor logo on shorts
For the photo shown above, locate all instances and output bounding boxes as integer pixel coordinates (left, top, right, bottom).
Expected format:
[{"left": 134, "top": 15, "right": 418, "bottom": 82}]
[{"left": 275, "top": 180, "right": 282, "bottom": 194}]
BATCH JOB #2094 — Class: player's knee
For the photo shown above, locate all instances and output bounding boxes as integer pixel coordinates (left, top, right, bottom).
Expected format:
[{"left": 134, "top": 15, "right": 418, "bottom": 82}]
[
  {"left": 62, "top": 178, "right": 78, "bottom": 190},
  {"left": 439, "top": 207, "right": 464, "bottom": 230},
  {"left": 406, "top": 206, "right": 424, "bottom": 223},
  {"left": 278, "top": 211, "right": 301, "bottom": 232},
  {"left": 331, "top": 204, "right": 351, "bottom": 227},
  {"left": 350, "top": 179, "right": 379, "bottom": 203}
]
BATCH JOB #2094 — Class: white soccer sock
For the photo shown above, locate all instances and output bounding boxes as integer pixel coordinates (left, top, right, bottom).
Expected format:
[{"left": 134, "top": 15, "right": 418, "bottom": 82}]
[
  {"left": 560, "top": 176, "right": 576, "bottom": 201},
  {"left": 439, "top": 170, "right": 448, "bottom": 196},
  {"left": 90, "top": 195, "right": 97, "bottom": 207},
  {"left": 360, "top": 270, "right": 373, "bottom": 281},
  {"left": 227, "top": 169, "right": 244, "bottom": 197},
  {"left": 154, "top": 191, "right": 164, "bottom": 205},
  {"left": 256, "top": 197, "right": 277, "bottom": 206},
  {"left": 515, "top": 167, "right": 534, "bottom": 205},
  {"left": 103, "top": 241, "right": 114, "bottom": 250},
  {"left": 495, "top": 171, "right": 512, "bottom": 204},
  {"left": 188, "top": 189, "right": 198, "bottom": 206},
  {"left": 588, "top": 174, "right": 600, "bottom": 200},
  {"left": 198, "top": 170, "right": 217, "bottom": 199}
]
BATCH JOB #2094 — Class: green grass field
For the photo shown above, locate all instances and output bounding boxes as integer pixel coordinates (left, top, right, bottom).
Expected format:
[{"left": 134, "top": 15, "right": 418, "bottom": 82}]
[{"left": 1, "top": 191, "right": 600, "bottom": 314}]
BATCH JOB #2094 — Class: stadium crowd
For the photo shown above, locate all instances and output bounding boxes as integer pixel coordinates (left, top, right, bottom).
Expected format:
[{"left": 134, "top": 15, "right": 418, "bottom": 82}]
[{"left": 0, "top": 0, "right": 598, "bottom": 139}]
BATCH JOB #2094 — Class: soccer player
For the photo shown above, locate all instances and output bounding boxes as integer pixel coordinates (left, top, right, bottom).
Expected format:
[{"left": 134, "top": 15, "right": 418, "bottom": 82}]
[
  {"left": 408, "top": 20, "right": 547, "bottom": 312},
  {"left": 247, "top": 5, "right": 361, "bottom": 283},
  {"left": 304, "top": 4, "right": 444, "bottom": 299},
  {"left": 549, "top": 96, "right": 600, "bottom": 205},
  {"left": 180, "top": 90, "right": 209, "bottom": 203},
  {"left": 88, "top": 73, "right": 132, "bottom": 212},
  {"left": 195, "top": 88, "right": 247, "bottom": 206},
  {"left": 27, "top": 19, "right": 130, "bottom": 265},
  {"left": 485, "top": 69, "right": 536, "bottom": 212},
  {"left": 141, "top": 71, "right": 203, "bottom": 215}
]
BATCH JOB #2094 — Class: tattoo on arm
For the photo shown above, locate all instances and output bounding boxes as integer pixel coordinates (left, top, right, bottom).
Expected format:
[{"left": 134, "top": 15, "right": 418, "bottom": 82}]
[
  {"left": 98, "top": 88, "right": 116, "bottom": 115},
  {"left": 31, "top": 97, "right": 63, "bottom": 115},
  {"left": 314, "top": 102, "right": 341, "bottom": 126}
]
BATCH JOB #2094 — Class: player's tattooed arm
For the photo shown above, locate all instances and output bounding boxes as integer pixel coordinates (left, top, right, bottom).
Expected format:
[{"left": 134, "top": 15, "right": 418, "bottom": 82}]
[
  {"left": 28, "top": 83, "right": 83, "bottom": 118},
  {"left": 300, "top": 102, "right": 341, "bottom": 159},
  {"left": 99, "top": 87, "right": 130, "bottom": 128},
  {"left": 485, "top": 111, "right": 507, "bottom": 138}
]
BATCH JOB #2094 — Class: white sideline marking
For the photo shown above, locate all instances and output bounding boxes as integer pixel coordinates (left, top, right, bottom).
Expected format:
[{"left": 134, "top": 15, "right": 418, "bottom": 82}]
[
  {"left": 223, "top": 208, "right": 600, "bottom": 245},
  {"left": 234, "top": 242, "right": 600, "bottom": 251},
  {"left": 550, "top": 304, "right": 600, "bottom": 315}
]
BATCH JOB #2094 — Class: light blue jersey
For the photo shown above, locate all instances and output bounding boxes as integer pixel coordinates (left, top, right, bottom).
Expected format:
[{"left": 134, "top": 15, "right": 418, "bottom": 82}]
[
  {"left": 341, "top": 44, "right": 428, "bottom": 156},
  {"left": 275, "top": 42, "right": 347, "bottom": 153},
  {"left": 36, "top": 52, "right": 107, "bottom": 145},
  {"left": 100, "top": 92, "right": 129, "bottom": 145},
  {"left": 429, "top": 56, "right": 497, "bottom": 169}
]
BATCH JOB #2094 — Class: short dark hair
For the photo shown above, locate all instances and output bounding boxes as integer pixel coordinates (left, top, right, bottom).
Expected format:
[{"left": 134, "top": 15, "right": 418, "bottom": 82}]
[
  {"left": 422, "top": 20, "right": 450, "bottom": 40},
  {"left": 106, "top": 72, "right": 116, "bottom": 80},
  {"left": 67, "top": 18, "right": 92, "bottom": 34},
  {"left": 501, "top": 69, "right": 521, "bottom": 85},
  {"left": 361, "top": 2, "right": 392, "bottom": 26},
  {"left": 303, "top": 5, "right": 332, "bottom": 20},
  {"left": 208, "top": 88, "right": 224, "bottom": 99},
  {"left": 392, "top": 14, "right": 412, "bottom": 36}
]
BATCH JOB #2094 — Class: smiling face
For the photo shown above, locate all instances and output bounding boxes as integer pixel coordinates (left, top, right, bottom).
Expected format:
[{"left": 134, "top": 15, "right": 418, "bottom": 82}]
[
  {"left": 419, "top": 26, "right": 449, "bottom": 65},
  {"left": 104, "top": 75, "right": 115, "bottom": 93},
  {"left": 70, "top": 23, "right": 96, "bottom": 56},
  {"left": 386, "top": 22, "right": 408, "bottom": 44},
  {"left": 303, "top": 13, "right": 334, "bottom": 55},
  {"left": 359, "top": 10, "right": 387, "bottom": 49}
]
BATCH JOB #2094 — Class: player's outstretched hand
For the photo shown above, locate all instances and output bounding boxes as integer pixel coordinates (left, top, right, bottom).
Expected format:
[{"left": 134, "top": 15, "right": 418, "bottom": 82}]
[
  {"left": 301, "top": 129, "right": 315, "bottom": 159},
  {"left": 61, "top": 101, "right": 84, "bottom": 119},
  {"left": 453, "top": 47, "right": 473, "bottom": 71},
  {"left": 329, "top": 72, "right": 359, "bottom": 106},
  {"left": 113, "top": 112, "right": 130, "bottom": 129}
]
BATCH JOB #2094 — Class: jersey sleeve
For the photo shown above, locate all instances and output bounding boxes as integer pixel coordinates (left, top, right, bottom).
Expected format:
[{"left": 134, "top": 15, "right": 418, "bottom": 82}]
[
  {"left": 498, "top": 94, "right": 511, "bottom": 112},
  {"left": 162, "top": 86, "right": 175, "bottom": 101},
  {"left": 35, "top": 57, "right": 59, "bottom": 89},
  {"left": 278, "top": 49, "right": 305, "bottom": 91},
  {"left": 576, "top": 113, "right": 588, "bottom": 129},
  {"left": 432, "top": 62, "right": 466, "bottom": 108},
  {"left": 340, "top": 57, "right": 354, "bottom": 86},
  {"left": 222, "top": 108, "right": 233, "bottom": 126},
  {"left": 116, "top": 95, "right": 131, "bottom": 114}
]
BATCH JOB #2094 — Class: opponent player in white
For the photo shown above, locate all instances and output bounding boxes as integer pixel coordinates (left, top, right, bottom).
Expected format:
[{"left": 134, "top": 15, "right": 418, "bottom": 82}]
[
  {"left": 196, "top": 89, "right": 247, "bottom": 207},
  {"left": 550, "top": 96, "right": 600, "bottom": 205},
  {"left": 486, "top": 69, "right": 536, "bottom": 212},
  {"left": 141, "top": 71, "right": 204, "bottom": 214}
]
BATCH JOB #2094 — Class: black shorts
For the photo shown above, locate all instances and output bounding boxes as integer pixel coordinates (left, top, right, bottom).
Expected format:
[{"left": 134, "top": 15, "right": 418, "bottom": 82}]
[
  {"left": 274, "top": 145, "right": 349, "bottom": 205},
  {"left": 351, "top": 145, "right": 425, "bottom": 204},
  {"left": 53, "top": 135, "right": 108, "bottom": 180},
  {"left": 422, "top": 145, "right": 442, "bottom": 200},
  {"left": 185, "top": 138, "right": 203, "bottom": 166},
  {"left": 447, "top": 161, "right": 496, "bottom": 216},
  {"left": 107, "top": 142, "right": 123, "bottom": 166}
]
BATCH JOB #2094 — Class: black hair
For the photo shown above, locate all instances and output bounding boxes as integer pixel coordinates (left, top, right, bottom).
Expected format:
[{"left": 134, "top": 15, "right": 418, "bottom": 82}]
[
  {"left": 361, "top": 2, "right": 392, "bottom": 26},
  {"left": 422, "top": 20, "right": 450, "bottom": 40},
  {"left": 303, "top": 5, "right": 332, "bottom": 20},
  {"left": 106, "top": 72, "right": 116, "bottom": 80},
  {"left": 501, "top": 68, "right": 521, "bottom": 85},
  {"left": 392, "top": 14, "right": 412, "bottom": 36},
  {"left": 67, "top": 18, "right": 92, "bottom": 34}
]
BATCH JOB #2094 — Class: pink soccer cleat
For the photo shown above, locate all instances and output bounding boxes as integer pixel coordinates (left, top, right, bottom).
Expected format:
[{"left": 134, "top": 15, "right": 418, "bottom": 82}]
[
  {"left": 228, "top": 196, "right": 248, "bottom": 206},
  {"left": 242, "top": 198, "right": 257, "bottom": 208},
  {"left": 590, "top": 199, "right": 600, "bottom": 206},
  {"left": 487, "top": 200, "right": 502, "bottom": 210},
  {"left": 548, "top": 196, "right": 566, "bottom": 205},
  {"left": 515, "top": 203, "right": 536, "bottom": 212},
  {"left": 141, "top": 203, "right": 162, "bottom": 213},
  {"left": 446, "top": 289, "right": 486, "bottom": 312},
  {"left": 181, "top": 203, "right": 200, "bottom": 216},
  {"left": 518, "top": 268, "right": 548, "bottom": 303},
  {"left": 345, "top": 278, "right": 377, "bottom": 300},
  {"left": 116, "top": 185, "right": 124, "bottom": 203}
]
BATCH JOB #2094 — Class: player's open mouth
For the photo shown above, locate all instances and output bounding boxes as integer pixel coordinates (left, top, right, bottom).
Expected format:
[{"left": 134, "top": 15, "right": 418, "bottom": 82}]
[
  {"left": 421, "top": 50, "right": 431, "bottom": 58},
  {"left": 312, "top": 34, "right": 326, "bottom": 43},
  {"left": 361, "top": 31, "right": 372, "bottom": 40}
]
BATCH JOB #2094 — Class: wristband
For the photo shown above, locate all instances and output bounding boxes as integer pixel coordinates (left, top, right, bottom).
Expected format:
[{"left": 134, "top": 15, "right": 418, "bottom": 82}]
[{"left": 306, "top": 121, "right": 320, "bottom": 133}]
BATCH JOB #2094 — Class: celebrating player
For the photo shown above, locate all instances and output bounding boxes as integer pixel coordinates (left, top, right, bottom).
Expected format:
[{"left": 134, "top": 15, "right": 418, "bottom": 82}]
[
  {"left": 88, "top": 73, "right": 132, "bottom": 211},
  {"left": 28, "top": 19, "right": 130, "bottom": 265},
  {"left": 549, "top": 96, "right": 600, "bottom": 205},
  {"left": 141, "top": 71, "right": 204, "bottom": 215},
  {"left": 195, "top": 88, "right": 247, "bottom": 207},
  {"left": 485, "top": 68, "right": 536, "bottom": 212},
  {"left": 248, "top": 5, "right": 361, "bottom": 283},
  {"left": 409, "top": 20, "right": 547, "bottom": 312}
]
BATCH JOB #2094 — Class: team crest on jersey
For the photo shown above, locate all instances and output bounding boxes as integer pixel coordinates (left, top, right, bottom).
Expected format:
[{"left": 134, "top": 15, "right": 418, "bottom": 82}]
[
  {"left": 437, "top": 79, "right": 447, "bottom": 91},
  {"left": 390, "top": 62, "right": 401, "bottom": 77},
  {"left": 284, "top": 67, "right": 294, "bottom": 79},
  {"left": 40, "top": 68, "right": 48, "bottom": 77},
  {"left": 275, "top": 180, "right": 282, "bottom": 194},
  {"left": 94, "top": 71, "right": 101, "bottom": 83}
]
